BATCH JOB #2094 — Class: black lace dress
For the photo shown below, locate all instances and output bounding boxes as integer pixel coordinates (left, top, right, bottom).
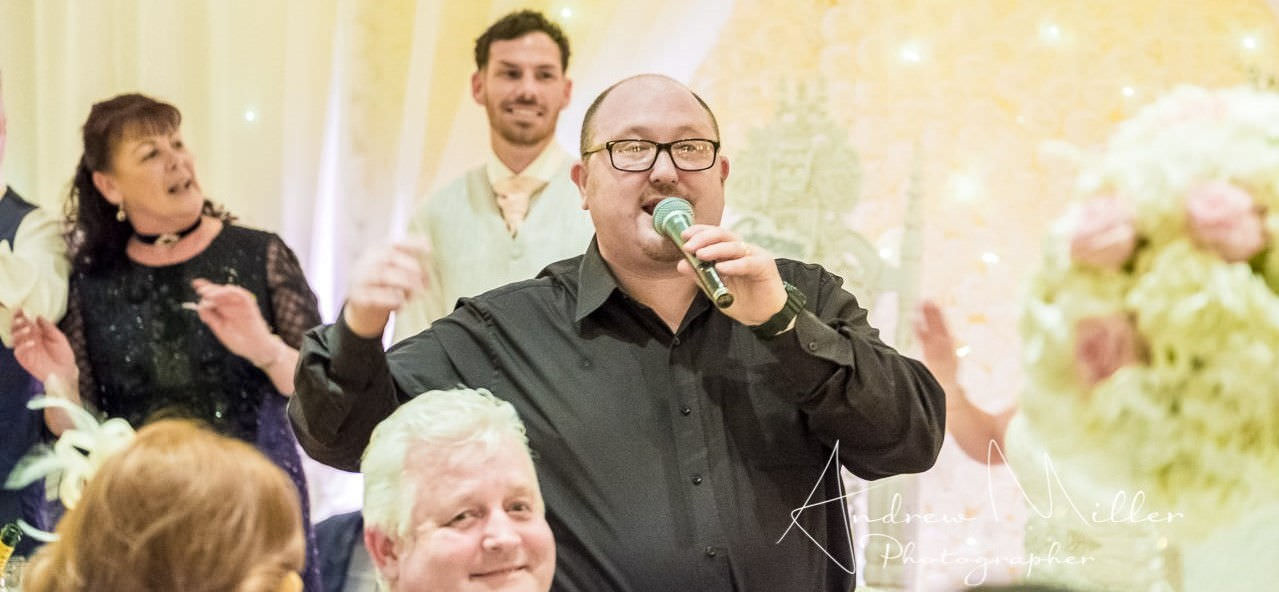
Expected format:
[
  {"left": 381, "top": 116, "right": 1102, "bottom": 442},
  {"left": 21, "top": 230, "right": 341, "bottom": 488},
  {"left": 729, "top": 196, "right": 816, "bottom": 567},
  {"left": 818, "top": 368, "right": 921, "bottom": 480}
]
[{"left": 64, "top": 224, "right": 323, "bottom": 590}]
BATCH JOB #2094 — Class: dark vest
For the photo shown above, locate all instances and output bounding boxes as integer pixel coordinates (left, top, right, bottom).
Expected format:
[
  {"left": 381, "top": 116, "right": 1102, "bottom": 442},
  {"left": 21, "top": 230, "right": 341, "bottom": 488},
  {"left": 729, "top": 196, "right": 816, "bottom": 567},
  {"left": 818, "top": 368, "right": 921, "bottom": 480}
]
[{"left": 0, "top": 187, "right": 49, "bottom": 555}]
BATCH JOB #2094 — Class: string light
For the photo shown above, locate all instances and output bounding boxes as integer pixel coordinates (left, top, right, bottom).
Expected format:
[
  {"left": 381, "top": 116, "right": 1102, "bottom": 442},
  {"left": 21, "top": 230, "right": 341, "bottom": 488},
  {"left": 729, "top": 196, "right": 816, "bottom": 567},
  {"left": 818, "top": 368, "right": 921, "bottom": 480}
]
[
  {"left": 1121, "top": 86, "right": 1135, "bottom": 98},
  {"left": 1240, "top": 35, "right": 1259, "bottom": 51},
  {"left": 948, "top": 170, "right": 984, "bottom": 203},
  {"left": 899, "top": 42, "right": 924, "bottom": 64},
  {"left": 243, "top": 109, "right": 257, "bottom": 122},
  {"left": 560, "top": 7, "right": 573, "bottom": 19},
  {"left": 956, "top": 345, "right": 971, "bottom": 359},
  {"left": 1039, "top": 22, "right": 1062, "bottom": 44}
]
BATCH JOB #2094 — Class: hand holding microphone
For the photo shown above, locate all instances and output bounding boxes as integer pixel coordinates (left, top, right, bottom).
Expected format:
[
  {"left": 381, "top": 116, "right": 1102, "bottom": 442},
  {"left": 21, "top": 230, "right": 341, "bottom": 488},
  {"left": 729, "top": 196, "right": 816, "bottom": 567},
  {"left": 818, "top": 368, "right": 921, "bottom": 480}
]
[
  {"left": 653, "top": 198, "right": 789, "bottom": 326},
  {"left": 653, "top": 198, "right": 734, "bottom": 308}
]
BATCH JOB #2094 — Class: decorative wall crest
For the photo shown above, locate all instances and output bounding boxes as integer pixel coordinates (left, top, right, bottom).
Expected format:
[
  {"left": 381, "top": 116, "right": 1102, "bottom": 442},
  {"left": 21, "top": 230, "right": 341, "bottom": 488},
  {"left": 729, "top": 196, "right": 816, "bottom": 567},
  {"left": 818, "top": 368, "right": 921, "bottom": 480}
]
[{"left": 727, "top": 81, "right": 886, "bottom": 299}]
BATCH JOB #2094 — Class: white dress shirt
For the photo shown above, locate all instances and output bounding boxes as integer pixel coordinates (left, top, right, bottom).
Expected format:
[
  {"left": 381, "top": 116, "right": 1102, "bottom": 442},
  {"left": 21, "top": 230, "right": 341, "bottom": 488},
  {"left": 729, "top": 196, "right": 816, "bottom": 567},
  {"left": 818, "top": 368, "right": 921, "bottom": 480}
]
[
  {"left": 0, "top": 186, "right": 69, "bottom": 346},
  {"left": 392, "top": 145, "right": 594, "bottom": 342}
]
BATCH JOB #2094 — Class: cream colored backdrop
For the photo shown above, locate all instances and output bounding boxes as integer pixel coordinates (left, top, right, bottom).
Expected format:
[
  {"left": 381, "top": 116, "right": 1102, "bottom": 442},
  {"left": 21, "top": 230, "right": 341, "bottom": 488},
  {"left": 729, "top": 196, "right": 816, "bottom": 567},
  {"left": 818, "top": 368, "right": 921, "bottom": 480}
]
[
  {"left": 4, "top": 1, "right": 1278, "bottom": 589},
  {"left": 690, "top": 1, "right": 1279, "bottom": 588},
  {"left": 0, "top": 0, "right": 734, "bottom": 318}
]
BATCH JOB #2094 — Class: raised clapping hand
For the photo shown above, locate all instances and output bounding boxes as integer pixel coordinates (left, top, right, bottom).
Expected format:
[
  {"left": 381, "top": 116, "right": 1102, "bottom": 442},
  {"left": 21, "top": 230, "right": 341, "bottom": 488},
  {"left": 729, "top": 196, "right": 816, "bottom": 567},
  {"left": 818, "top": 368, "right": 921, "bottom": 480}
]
[
  {"left": 913, "top": 300, "right": 1013, "bottom": 464},
  {"left": 12, "top": 309, "right": 78, "bottom": 388},
  {"left": 912, "top": 300, "right": 960, "bottom": 389},
  {"left": 342, "top": 239, "right": 430, "bottom": 338},
  {"left": 678, "top": 225, "right": 788, "bottom": 327},
  {"left": 191, "top": 278, "right": 283, "bottom": 366},
  {"left": 13, "top": 309, "right": 82, "bottom": 434}
]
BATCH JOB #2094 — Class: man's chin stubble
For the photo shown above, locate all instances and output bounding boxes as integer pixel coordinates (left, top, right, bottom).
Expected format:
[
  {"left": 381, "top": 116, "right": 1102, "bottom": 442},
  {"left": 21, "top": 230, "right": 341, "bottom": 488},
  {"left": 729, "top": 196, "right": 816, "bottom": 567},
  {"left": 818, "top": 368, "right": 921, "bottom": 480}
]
[{"left": 640, "top": 243, "right": 685, "bottom": 264}]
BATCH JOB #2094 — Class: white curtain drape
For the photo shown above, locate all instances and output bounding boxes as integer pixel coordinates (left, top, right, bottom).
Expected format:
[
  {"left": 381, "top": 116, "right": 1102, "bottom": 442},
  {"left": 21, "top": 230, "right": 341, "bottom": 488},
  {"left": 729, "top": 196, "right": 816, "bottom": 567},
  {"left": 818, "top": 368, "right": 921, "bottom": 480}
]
[
  {"left": 1, "top": 0, "right": 734, "bottom": 318},
  {"left": 2, "top": 0, "right": 340, "bottom": 299}
]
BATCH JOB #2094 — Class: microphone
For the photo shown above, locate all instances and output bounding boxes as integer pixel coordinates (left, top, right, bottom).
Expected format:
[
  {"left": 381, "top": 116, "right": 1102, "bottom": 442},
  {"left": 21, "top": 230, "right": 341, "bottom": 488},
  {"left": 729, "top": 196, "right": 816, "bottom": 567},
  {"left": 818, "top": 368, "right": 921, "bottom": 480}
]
[{"left": 652, "top": 197, "right": 735, "bottom": 308}]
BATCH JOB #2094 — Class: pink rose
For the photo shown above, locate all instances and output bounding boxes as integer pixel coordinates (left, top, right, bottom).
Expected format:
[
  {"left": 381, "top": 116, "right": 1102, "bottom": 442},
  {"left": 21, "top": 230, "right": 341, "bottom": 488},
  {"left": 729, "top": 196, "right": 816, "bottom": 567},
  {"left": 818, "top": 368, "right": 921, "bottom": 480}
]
[
  {"left": 1186, "top": 181, "right": 1267, "bottom": 263},
  {"left": 1074, "top": 314, "right": 1144, "bottom": 388},
  {"left": 1069, "top": 197, "right": 1138, "bottom": 270}
]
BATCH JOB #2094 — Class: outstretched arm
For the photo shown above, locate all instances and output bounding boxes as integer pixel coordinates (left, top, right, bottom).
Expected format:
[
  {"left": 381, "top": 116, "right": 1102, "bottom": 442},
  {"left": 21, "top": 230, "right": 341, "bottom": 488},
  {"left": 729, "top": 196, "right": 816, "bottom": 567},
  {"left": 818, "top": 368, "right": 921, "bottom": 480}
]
[
  {"left": 289, "top": 240, "right": 433, "bottom": 470},
  {"left": 913, "top": 300, "right": 1015, "bottom": 464}
]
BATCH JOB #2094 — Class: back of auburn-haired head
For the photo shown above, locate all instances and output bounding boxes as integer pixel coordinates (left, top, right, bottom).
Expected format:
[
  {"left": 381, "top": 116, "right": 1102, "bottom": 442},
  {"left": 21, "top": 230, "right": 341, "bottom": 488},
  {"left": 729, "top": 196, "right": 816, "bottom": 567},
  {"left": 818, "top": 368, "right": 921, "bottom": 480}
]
[{"left": 23, "top": 419, "right": 305, "bottom": 592}]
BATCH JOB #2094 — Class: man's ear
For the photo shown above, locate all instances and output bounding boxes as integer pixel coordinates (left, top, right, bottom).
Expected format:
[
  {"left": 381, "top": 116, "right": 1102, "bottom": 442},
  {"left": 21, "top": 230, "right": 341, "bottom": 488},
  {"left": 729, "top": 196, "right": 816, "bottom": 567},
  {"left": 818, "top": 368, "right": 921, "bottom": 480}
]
[
  {"left": 561, "top": 78, "right": 573, "bottom": 110},
  {"left": 570, "top": 161, "right": 588, "bottom": 210},
  {"left": 364, "top": 526, "right": 401, "bottom": 586},
  {"left": 718, "top": 153, "right": 730, "bottom": 184},
  {"left": 471, "top": 70, "right": 485, "bottom": 105},
  {"left": 91, "top": 171, "right": 123, "bottom": 206}
]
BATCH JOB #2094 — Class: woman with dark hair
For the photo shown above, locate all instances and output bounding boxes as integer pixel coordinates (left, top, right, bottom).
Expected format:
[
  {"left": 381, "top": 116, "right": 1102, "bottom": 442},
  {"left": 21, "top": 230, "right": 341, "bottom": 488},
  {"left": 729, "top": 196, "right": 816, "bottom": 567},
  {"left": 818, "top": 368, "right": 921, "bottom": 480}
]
[{"left": 11, "top": 93, "right": 322, "bottom": 589}]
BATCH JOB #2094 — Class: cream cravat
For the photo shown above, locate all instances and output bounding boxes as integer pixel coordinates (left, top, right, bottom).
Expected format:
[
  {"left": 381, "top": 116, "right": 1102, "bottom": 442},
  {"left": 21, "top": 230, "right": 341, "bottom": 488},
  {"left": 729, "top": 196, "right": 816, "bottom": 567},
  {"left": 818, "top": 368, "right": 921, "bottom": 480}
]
[{"left": 492, "top": 174, "right": 546, "bottom": 236}]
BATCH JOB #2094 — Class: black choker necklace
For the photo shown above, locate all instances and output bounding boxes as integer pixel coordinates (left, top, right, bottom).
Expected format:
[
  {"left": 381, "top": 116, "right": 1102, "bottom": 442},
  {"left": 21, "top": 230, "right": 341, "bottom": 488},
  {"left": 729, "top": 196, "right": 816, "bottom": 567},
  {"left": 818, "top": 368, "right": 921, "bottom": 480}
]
[{"left": 134, "top": 216, "right": 203, "bottom": 246}]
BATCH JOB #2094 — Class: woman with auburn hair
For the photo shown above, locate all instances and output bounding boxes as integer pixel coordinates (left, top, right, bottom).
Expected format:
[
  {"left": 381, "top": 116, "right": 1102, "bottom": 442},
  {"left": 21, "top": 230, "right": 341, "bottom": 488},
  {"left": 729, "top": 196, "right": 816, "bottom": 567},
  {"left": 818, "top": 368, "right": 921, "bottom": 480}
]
[
  {"left": 22, "top": 419, "right": 305, "bottom": 592},
  {"left": 11, "top": 93, "right": 322, "bottom": 588}
]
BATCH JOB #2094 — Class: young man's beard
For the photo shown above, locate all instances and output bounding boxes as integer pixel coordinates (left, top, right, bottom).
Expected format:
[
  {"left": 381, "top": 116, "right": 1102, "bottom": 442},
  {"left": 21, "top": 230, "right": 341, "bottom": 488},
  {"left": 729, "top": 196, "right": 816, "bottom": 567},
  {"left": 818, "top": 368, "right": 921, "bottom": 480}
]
[{"left": 492, "top": 104, "right": 557, "bottom": 148}]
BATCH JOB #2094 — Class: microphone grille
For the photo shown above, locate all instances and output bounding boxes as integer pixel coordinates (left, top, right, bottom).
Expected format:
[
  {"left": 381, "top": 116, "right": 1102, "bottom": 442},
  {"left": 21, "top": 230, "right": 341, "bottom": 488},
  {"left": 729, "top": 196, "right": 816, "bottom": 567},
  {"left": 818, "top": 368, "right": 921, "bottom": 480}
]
[{"left": 652, "top": 197, "right": 693, "bottom": 231}]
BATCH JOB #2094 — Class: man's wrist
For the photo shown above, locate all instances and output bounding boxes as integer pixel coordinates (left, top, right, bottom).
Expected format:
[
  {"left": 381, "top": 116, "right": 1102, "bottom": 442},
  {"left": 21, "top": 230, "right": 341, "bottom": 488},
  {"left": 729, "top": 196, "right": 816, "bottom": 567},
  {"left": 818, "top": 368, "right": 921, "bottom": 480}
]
[
  {"left": 342, "top": 304, "right": 389, "bottom": 339},
  {"left": 750, "top": 282, "right": 806, "bottom": 339}
]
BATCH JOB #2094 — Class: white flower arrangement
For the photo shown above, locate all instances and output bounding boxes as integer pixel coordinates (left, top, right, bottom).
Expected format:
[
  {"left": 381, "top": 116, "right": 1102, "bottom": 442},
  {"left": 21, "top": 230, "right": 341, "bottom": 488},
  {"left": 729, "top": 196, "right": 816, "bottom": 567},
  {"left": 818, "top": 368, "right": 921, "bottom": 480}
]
[{"left": 1020, "top": 86, "right": 1279, "bottom": 539}]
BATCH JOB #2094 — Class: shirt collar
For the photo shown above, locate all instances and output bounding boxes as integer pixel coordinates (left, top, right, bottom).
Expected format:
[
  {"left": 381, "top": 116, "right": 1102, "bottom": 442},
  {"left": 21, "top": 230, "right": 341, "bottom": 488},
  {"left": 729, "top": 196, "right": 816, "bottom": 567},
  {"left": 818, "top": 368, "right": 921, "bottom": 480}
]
[
  {"left": 485, "top": 142, "right": 569, "bottom": 191},
  {"left": 569, "top": 239, "right": 714, "bottom": 327},
  {"left": 573, "top": 239, "right": 621, "bottom": 323}
]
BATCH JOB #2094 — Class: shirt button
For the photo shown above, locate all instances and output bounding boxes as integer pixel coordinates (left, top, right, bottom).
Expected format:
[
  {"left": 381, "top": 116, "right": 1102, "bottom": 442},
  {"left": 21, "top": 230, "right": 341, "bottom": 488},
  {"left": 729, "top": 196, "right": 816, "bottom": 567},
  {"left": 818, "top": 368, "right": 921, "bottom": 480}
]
[
  {"left": 704, "top": 546, "right": 718, "bottom": 558},
  {"left": 807, "top": 341, "right": 819, "bottom": 351},
  {"left": 691, "top": 474, "right": 703, "bottom": 485},
  {"left": 672, "top": 336, "right": 681, "bottom": 346},
  {"left": 680, "top": 406, "right": 692, "bottom": 416}
]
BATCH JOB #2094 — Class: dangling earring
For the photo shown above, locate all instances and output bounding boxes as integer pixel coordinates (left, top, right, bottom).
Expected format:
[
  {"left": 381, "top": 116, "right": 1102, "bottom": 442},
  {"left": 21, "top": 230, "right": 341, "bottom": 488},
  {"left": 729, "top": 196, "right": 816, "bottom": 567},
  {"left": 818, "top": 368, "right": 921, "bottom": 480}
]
[{"left": 116, "top": 206, "right": 127, "bottom": 222}]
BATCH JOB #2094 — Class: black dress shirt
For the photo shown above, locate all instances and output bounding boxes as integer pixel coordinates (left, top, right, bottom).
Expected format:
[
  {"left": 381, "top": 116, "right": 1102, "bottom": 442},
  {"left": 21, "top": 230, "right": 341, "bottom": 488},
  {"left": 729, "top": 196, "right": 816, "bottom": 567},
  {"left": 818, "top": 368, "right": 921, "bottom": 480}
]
[{"left": 290, "top": 241, "right": 945, "bottom": 592}]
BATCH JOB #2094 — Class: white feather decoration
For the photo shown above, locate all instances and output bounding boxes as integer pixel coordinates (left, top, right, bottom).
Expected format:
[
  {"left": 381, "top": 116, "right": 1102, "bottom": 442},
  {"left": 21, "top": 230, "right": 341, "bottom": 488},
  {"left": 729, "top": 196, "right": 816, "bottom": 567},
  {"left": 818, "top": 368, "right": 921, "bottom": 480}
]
[{"left": 3, "top": 375, "right": 137, "bottom": 541}]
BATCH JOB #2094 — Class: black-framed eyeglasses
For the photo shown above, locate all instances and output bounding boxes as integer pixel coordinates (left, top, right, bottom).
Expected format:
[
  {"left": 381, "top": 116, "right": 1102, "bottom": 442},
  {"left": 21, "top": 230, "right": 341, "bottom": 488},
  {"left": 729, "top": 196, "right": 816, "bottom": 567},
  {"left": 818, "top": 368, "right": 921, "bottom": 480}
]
[{"left": 582, "top": 138, "right": 721, "bottom": 172}]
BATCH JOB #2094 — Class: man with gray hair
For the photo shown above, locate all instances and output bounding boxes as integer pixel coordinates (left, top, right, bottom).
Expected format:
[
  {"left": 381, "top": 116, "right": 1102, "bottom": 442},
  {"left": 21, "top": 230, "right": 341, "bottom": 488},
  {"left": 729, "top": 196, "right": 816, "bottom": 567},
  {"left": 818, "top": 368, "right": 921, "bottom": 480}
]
[{"left": 360, "top": 387, "right": 556, "bottom": 592}]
